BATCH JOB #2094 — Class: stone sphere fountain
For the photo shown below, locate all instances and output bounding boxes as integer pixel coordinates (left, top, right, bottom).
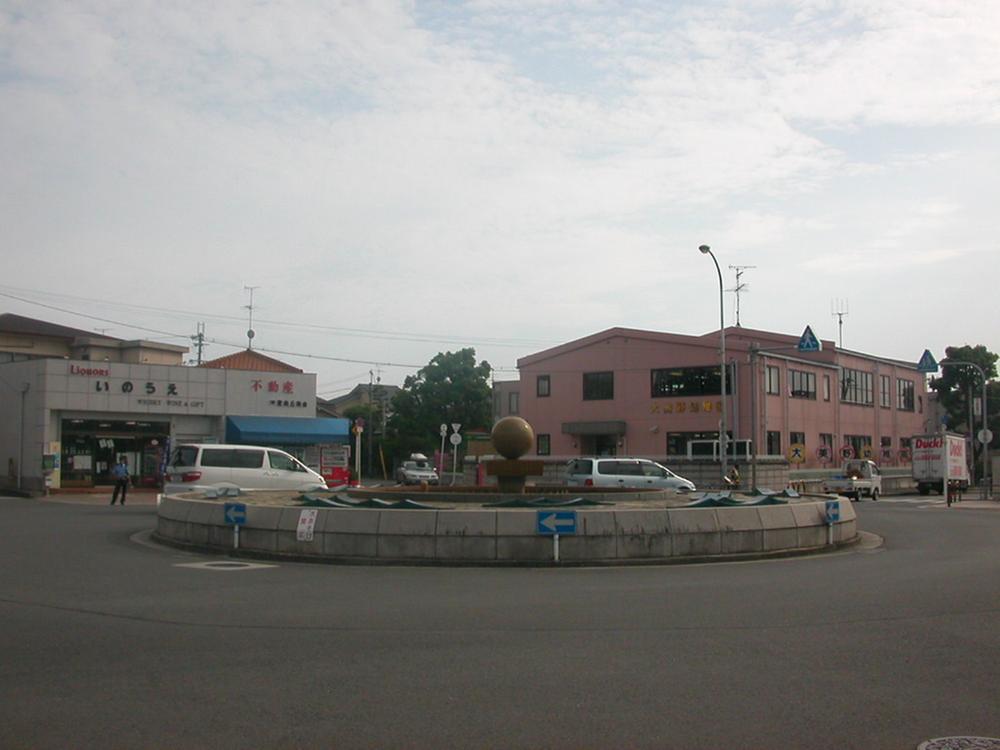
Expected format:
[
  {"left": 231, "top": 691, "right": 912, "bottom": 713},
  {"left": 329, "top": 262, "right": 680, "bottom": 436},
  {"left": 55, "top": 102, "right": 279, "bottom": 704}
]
[{"left": 485, "top": 416, "right": 544, "bottom": 492}]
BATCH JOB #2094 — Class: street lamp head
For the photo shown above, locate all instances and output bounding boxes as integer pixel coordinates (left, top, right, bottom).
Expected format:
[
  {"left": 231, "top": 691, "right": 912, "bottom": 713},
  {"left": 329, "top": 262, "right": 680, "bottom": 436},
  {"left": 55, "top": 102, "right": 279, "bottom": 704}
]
[{"left": 699, "top": 245, "right": 711, "bottom": 254}]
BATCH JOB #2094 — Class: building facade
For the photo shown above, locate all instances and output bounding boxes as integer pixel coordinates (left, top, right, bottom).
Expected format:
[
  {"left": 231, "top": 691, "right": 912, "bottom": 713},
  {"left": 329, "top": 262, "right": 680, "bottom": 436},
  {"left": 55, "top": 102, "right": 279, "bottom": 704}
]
[
  {"left": 0, "top": 314, "right": 349, "bottom": 492},
  {"left": 516, "top": 326, "right": 930, "bottom": 469}
]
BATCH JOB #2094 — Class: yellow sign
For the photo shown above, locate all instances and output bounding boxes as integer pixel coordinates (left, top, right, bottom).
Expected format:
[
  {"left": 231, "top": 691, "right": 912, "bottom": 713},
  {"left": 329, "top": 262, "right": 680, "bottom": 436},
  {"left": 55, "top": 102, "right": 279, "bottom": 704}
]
[{"left": 788, "top": 443, "right": 807, "bottom": 464}]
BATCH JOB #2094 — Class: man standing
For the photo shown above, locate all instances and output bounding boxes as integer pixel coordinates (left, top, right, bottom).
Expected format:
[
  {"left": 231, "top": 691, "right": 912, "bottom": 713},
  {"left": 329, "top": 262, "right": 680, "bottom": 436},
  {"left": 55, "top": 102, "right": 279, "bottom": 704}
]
[{"left": 110, "top": 456, "right": 129, "bottom": 506}]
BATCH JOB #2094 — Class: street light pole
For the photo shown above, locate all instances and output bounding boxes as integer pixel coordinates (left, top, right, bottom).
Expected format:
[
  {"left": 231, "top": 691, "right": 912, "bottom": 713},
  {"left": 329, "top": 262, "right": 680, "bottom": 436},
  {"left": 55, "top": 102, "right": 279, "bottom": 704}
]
[{"left": 699, "top": 245, "right": 728, "bottom": 487}]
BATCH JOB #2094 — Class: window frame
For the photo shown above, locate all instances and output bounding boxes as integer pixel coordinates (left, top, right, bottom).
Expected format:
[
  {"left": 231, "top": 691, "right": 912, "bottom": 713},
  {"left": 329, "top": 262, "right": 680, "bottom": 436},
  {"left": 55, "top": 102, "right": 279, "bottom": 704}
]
[
  {"left": 789, "top": 369, "right": 816, "bottom": 400},
  {"left": 536, "top": 433, "right": 551, "bottom": 456},
  {"left": 765, "top": 365, "right": 780, "bottom": 396},
  {"left": 583, "top": 371, "right": 615, "bottom": 401},
  {"left": 536, "top": 375, "right": 551, "bottom": 398}
]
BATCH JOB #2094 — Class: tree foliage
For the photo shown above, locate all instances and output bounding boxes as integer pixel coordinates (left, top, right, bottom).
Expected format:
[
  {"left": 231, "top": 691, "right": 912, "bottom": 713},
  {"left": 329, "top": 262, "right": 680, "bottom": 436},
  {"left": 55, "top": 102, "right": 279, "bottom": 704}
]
[
  {"left": 385, "top": 348, "right": 492, "bottom": 461},
  {"left": 928, "top": 345, "right": 999, "bottom": 461}
]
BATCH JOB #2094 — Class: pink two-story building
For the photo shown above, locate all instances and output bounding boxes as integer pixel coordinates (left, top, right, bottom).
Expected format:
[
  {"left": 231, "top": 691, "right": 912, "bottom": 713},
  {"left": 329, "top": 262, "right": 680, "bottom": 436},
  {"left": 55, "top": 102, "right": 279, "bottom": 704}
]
[{"left": 516, "top": 326, "right": 929, "bottom": 469}]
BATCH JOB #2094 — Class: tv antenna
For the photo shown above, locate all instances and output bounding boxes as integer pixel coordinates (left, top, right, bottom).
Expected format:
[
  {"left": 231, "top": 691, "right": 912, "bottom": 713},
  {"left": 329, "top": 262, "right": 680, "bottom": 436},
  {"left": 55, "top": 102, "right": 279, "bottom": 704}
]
[
  {"left": 831, "top": 299, "right": 849, "bottom": 348},
  {"left": 727, "top": 265, "right": 756, "bottom": 327},
  {"left": 243, "top": 285, "right": 260, "bottom": 350}
]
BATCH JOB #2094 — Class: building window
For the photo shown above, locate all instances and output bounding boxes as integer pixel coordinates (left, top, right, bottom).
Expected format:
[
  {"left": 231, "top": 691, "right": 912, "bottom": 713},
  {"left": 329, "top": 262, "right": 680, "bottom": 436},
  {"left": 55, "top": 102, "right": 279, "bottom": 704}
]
[
  {"left": 823, "top": 375, "right": 831, "bottom": 402},
  {"left": 766, "top": 431, "right": 781, "bottom": 456},
  {"left": 536, "top": 434, "right": 550, "bottom": 455},
  {"left": 900, "top": 436, "right": 912, "bottom": 450},
  {"left": 666, "top": 431, "right": 720, "bottom": 456},
  {"left": 650, "top": 365, "right": 732, "bottom": 398},
  {"left": 845, "top": 434, "right": 872, "bottom": 458},
  {"left": 765, "top": 366, "right": 780, "bottom": 395},
  {"left": 841, "top": 368, "right": 873, "bottom": 405},
  {"left": 820, "top": 433, "right": 833, "bottom": 448},
  {"left": 789, "top": 431, "right": 805, "bottom": 446},
  {"left": 583, "top": 371, "right": 614, "bottom": 401},
  {"left": 897, "top": 378, "right": 915, "bottom": 411},
  {"left": 508, "top": 392, "right": 519, "bottom": 415},
  {"left": 789, "top": 370, "right": 816, "bottom": 399},
  {"left": 536, "top": 375, "right": 550, "bottom": 398},
  {"left": 880, "top": 375, "right": 891, "bottom": 408}
]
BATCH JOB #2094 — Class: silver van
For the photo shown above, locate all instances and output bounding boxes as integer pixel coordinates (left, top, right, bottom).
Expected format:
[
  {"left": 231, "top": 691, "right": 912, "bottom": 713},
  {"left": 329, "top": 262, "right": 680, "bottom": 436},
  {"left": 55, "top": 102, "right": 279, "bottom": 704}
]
[
  {"left": 164, "top": 444, "right": 327, "bottom": 495},
  {"left": 566, "top": 457, "right": 696, "bottom": 491}
]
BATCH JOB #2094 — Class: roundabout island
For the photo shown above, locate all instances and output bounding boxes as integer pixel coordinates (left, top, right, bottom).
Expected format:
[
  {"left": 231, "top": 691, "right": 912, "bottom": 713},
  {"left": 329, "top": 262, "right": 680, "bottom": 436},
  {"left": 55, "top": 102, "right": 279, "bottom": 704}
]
[{"left": 154, "top": 417, "right": 858, "bottom": 566}]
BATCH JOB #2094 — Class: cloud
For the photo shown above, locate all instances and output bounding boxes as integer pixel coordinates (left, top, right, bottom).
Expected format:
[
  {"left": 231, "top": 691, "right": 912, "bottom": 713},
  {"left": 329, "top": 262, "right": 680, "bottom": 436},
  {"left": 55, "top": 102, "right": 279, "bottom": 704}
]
[{"left": 1, "top": 0, "right": 999, "bottom": 379}]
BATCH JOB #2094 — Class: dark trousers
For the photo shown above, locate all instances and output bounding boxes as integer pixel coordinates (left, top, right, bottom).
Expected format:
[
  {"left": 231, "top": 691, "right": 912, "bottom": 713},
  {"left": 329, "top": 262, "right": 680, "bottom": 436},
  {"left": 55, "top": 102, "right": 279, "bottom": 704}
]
[{"left": 111, "top": 479, "right": 128, "bottom": 505}]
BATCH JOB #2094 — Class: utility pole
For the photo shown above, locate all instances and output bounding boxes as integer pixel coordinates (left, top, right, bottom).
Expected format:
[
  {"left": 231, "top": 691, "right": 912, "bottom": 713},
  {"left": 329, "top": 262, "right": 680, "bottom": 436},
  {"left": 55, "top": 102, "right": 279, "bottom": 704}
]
[
  {"left": 728, "top": 265, "right": 756, "bottom": 327},
  {"left": 191, "top": 322, "right": 206, "bottom": 365},
  {"left": 831, "top": 299, "right": 849, "bottom": 349},
  {"left": 367, "top": 370, "right": 374, "bottom": 481},
  {"left": 243, "top": 285, "right": 260, "bottom": 350}
]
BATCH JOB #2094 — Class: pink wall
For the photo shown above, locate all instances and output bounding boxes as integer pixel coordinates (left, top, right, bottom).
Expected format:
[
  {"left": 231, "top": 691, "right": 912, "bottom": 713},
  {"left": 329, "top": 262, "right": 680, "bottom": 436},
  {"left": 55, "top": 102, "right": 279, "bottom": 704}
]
[{"left": 518, "top": 327, "right": 929, "bottom": 468}]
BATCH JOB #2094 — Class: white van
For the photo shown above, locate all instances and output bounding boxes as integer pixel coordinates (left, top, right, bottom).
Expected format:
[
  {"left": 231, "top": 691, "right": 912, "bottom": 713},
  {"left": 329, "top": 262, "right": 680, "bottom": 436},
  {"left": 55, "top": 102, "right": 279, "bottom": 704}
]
[
  {"left": 565, "top": 457, "right": 696, "bottom": 492},
  {"left": 164, "top": 444, "right": 327, "bottom": 495}
]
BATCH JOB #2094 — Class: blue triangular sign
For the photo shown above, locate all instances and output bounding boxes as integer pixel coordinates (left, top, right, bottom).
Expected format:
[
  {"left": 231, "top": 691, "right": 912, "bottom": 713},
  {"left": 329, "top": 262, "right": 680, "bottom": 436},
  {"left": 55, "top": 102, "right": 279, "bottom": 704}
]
[
  {"left": 917, "top": 349, "right": 938, "bottom": 373},
  {"left": 797, "top": 325, "right": 822, "bottom": 353}
]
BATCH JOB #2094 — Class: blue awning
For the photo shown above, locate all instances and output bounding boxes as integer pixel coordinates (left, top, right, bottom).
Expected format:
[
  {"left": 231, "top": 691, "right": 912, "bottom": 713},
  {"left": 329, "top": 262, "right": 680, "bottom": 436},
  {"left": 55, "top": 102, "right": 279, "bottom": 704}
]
[{"left": 225, "top": 416, "right": 351, "bottom": 446}]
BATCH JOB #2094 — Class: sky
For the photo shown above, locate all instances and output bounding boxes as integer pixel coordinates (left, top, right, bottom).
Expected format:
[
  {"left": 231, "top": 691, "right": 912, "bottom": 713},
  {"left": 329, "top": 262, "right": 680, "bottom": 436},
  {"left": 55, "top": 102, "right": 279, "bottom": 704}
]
[{"left": 2, "top": 0, "right": 998, "bottom": 398}]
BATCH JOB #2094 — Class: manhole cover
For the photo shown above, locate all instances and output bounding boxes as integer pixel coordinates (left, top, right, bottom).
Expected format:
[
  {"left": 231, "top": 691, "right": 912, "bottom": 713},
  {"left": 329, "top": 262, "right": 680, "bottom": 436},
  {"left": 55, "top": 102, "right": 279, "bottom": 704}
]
[
  {"left": 174, "top": 561, "right": 277, "bottom": 571},
  {"left": 918, "top": 739, "right": 1000, "bottom": 750}
]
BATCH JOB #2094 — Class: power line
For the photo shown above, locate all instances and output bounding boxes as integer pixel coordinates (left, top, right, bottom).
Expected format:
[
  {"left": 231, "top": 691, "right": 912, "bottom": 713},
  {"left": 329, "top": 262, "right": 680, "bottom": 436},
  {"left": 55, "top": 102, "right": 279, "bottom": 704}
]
[{"left": 0, "top": 284, "right": 555, "bottom": 347}]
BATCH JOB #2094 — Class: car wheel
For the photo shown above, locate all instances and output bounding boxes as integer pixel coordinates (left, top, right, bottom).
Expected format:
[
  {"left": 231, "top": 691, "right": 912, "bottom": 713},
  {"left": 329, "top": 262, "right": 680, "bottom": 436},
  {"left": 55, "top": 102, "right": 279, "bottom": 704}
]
[{"left": 871, "top": 489, "right": 879, "bottom": 501}]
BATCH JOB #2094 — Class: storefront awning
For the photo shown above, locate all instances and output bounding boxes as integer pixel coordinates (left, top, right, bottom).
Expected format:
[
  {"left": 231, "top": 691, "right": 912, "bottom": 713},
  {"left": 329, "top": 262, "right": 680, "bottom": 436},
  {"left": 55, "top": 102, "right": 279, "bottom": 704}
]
[
  {"left": 561, "top": 420, "right": 627, "bottom": 436},
  {"left": 225, "top": 416, "right": 351, "bottom": 446}
]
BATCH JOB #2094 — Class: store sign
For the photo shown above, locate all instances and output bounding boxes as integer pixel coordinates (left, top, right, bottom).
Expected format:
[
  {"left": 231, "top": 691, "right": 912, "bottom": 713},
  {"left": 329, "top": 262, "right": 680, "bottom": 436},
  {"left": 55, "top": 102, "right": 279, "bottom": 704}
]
[
  {"left": 226, "top": 371, "right": 316, "bottom": 416},
  {"left": 650, "top": 400, "right": 723, "bottom": 415},
  {"left": 64, "top": 361, "right": 213, "bottom": 414}
]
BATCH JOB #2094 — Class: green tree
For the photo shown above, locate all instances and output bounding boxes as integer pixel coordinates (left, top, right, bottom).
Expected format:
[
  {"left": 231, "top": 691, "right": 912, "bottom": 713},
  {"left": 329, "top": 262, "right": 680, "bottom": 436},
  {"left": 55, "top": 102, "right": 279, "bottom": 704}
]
[
  {"left": 928, "top": 344, "right": 999, "bottom": 477},
  {"left": 385, "top": 348, "right": 492, "bottom": 462}
]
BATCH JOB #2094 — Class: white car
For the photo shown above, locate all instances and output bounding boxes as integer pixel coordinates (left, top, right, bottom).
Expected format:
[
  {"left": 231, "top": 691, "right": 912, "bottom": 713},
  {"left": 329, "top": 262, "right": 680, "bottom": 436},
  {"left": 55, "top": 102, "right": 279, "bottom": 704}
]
[
  {"left": 164, "top": 444, "right": 327, "bottom": 495},
  {"left": 566, "top": 457, "right": 696, "bottom": 491},
  {"left": 395, "top": 457, "right": 440, "bottom": 485}
]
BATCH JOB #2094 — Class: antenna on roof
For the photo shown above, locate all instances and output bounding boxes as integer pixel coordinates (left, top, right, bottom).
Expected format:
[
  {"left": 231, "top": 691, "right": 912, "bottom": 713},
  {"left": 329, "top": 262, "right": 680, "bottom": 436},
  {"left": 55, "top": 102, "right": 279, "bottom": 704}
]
[
  {"left": 727, "top": 265, "right": 756, "bottom": 327},
  {"left": 831, "top": 298, "right": 849, "bottom": 348},
  {"left": 243, "top": 286, "right": 260, "bottom": 350}
]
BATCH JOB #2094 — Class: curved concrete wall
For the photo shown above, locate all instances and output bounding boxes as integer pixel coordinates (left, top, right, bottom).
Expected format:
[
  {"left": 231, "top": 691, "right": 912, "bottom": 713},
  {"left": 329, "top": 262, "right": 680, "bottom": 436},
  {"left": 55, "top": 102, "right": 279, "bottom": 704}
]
[{"left": 155, "top": 496, "right": 857, "bottom": 565}]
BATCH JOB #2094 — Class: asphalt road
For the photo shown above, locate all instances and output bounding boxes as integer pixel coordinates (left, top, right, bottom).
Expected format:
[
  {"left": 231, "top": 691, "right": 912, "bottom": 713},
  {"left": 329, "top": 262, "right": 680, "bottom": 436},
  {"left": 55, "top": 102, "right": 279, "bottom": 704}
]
[{"left": 1, "top": 494, "right": 998, "bottom": 749}]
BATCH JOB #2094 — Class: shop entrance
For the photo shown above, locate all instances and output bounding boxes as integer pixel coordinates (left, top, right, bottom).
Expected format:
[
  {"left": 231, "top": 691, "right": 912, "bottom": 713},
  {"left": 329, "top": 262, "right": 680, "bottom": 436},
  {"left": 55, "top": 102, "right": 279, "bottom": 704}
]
[
  {"left": 580, "top": 434, "right": 620, "bottom": 456},
  {"left": 60, "top": 419, "right": 170, "bottom": 488}
]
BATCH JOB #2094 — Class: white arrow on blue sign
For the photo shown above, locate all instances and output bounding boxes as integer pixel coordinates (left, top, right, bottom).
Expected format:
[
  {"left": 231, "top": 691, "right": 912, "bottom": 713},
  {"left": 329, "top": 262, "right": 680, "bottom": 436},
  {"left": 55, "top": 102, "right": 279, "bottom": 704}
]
[
  {"left": 797, "top": 325, "right": 822, "bottom": 353},
  {"left": 825, "top": 499, "right": 840, "bottom": 524},
  {"left": 537, "top": 510, "right": 577, "bottom": 535},
  {"left": 224, "top": 502, "right": 247, "bottom": 526}
]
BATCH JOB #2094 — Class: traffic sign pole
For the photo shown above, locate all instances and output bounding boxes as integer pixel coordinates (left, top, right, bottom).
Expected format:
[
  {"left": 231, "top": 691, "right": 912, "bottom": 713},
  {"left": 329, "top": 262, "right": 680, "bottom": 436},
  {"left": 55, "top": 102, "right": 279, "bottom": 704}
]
[{"left": 554, "top": 533, "right": 560, "bottom": 562}]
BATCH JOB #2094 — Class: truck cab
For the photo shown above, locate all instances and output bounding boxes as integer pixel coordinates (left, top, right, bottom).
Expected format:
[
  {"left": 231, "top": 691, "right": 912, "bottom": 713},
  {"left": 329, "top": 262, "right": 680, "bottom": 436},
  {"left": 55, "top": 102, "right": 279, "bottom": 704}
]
[{"left": 824, "top": 460, "right": 882, "bottom": 502}]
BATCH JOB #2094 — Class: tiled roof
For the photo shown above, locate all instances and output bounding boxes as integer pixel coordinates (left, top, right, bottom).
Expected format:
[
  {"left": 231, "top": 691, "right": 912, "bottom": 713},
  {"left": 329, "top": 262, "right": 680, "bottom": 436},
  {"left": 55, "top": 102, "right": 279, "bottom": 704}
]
[
  {"left": 0, "top": 312, "right": 121, "bottom": 341},
  {"left": 198, "top": 349, "right": 303, "bottom": 373}
]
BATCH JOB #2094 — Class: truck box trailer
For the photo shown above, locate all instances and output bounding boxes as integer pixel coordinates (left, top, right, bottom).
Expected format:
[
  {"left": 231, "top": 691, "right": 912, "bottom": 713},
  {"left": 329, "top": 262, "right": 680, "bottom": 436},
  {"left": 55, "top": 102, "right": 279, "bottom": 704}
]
[{"left": 911, "top": 432, "right": 969, "bottom": 495}]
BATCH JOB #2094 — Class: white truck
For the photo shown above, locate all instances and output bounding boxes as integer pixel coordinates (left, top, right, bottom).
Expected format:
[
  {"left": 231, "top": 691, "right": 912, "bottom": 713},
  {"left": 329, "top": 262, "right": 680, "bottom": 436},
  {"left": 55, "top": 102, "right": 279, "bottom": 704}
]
[
  {"left": 824, "top": 460, "right": 882, "bottom": 501},
  {"left": 911, "top": 432, "right": 969, "bottom": 495}
]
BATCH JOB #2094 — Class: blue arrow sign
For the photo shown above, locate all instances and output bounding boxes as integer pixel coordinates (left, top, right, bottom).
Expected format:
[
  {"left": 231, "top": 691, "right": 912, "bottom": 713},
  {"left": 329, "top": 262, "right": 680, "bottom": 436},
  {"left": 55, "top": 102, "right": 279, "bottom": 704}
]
[
  {"left": 537, "top": 510, "right": 577, "bottom": 535},
  {"left": 916, "top": 349, "right": 938, "bottom": 373},
  {"left": 224, "top": 502, "right": 247, "bottom": 526},
  {"left": 797, "top": 325, "right": 822, "bottom": 353},
  {"left": 825, "top": 499, "right": 840, "bottom": 524}
]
